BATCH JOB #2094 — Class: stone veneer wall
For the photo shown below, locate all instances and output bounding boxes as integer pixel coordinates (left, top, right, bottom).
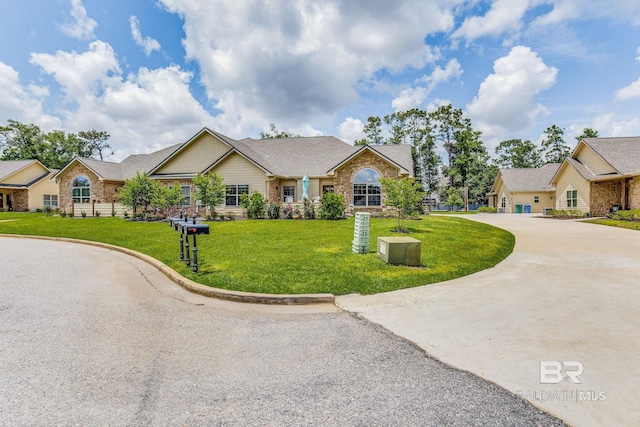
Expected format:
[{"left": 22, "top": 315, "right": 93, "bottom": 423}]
[
  {"left": 589, "top": 179, "right": 622, "bottom": 217},
  {"left": 334, "top": 150, "right": 403, "bottom": 213},
  {"left": 629, "top": 177, "right": 640, "bottom": 210},
  {"left": 10, "top": 190, "right": 29, "bottom": 211},
  {"left": 58, "top": 162, "right": 123, "bottom": 213},
  {"left": 266, "top": 178, "right": 282, "bottom": 202}
]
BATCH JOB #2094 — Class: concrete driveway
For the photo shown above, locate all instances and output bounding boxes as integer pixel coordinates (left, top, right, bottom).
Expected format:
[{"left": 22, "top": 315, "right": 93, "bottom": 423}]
[
  {"left": 0, "top": 236, "right": 563, "bottom": 426},
  {"left": 337, "top": 214, "right": 640, "bottom": 426}
]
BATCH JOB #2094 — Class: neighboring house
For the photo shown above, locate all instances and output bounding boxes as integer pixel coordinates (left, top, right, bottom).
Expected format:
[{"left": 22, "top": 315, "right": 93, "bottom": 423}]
[
  {"left": 55, "top": 128, "right": 414, "bottom": 215},
  {"left": 550, "top": 137, "right": 640, "bottom": 216},
  {"left": 53, "top": 144, "right": 181, "bottom": 215},
  {"left": 0, "top": 160, "right": 59, "bottom": 211},
  {"left": 488, "top": 163, "right": 560, "bottom": 213}
]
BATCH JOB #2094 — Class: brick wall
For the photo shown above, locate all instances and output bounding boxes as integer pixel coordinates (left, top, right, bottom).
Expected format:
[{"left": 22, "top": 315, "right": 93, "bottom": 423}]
[
  {"left": 589, "top": 179, "right": 622, "bottom": 216},
  {"left": 334, "top": 150, "right": 403, "bottom": 213},
  {"left": 58, "top": 162, "right": 124, "bottom": 213}
]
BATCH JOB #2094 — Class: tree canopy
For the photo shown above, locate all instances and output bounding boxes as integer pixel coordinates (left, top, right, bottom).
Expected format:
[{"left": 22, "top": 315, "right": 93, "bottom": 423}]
[
  {"left": 260, "top": 123, "right": 301, "bottom": 139},
  {"left": 495, "top": 139, "right": 543, "bottom": 169},
  {"left": 0, "top": 119, "right": 111, "bottom": 169},
  {"left": 541, "top": 125, "right": 570, "bottom": 164}
]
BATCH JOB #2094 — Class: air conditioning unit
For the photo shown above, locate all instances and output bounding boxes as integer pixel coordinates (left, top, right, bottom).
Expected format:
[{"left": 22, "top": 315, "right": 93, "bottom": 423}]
[
  {"left": 543, "top": 207, "right": 553, "bottom": 216},
  {"left": 377, "top": 237, "right": 421, "bottom": 267},
  {"left": 498, "top": 208, "right": 504, "bottom": 213}
]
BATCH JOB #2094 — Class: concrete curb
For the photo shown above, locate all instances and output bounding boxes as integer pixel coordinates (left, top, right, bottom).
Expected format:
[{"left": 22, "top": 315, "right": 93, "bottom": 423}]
[{"left": 0, "top": 234, "right": 335, "bottom": 305}]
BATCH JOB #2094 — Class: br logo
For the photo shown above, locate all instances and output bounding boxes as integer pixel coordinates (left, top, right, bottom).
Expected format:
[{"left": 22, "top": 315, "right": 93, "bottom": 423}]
[{"left": 540, "top": 361, "right": 584, "bottom": 384}]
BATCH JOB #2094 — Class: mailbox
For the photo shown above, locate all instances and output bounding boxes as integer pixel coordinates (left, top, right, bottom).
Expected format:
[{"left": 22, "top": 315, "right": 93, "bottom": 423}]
[{"left": 182, "top": 223, "right": 210, "bottom": 235}]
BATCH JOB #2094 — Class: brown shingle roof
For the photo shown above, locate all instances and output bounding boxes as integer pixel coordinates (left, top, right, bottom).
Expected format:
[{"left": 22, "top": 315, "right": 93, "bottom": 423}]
[{"left": 581, "top": 137, "right": 640, "bottom": 176}]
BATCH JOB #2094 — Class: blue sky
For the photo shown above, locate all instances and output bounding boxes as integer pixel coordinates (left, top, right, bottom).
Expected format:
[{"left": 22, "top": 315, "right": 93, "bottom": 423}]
[{"left": 1, "top": 0, "right": 640, "bottom": 161}]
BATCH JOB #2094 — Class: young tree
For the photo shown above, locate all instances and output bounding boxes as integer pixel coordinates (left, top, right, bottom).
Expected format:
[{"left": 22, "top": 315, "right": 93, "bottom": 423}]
[
  {"left": 448, "top": 129, "right": 490, "bottom": 210},
  {"left": 354, "top": 116, "right": 384, "bottom": 145},
  {"left": 152, "top": 182, "right": 184, "bottom": 215},
  {"left": 118, "top": 172, "right": 158, "bottom": 215},
  {"left": 193, "top": 172, "right": 225, "bottom": 216},
  {"left": 380, "top": 177, "right": 425, "bottom": 232},
  {"left": 495, "top": 139, "right": 543, "bottom": 168},
  {"left": 444, "top": 187, "right": 463, "bottom": 211},
  {"left": 575, "top": 127, "right": 599, "bottom": 141},
  {"left": 317, "top": 192, "right": 345, "bottom": 220},
  {"left": 541, "top": 125, "right": 570, "bottom": 164}
]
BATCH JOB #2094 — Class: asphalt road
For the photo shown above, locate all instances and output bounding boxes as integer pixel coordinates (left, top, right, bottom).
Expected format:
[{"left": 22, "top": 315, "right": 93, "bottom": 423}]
[{"left": 0, "top": 237, "right": 564, "bottom": 426}]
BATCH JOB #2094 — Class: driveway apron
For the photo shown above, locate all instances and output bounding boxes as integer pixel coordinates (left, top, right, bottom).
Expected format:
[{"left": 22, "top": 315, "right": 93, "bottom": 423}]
[{"left": 337, "top": 214, "right": 640, "bottom": 427}]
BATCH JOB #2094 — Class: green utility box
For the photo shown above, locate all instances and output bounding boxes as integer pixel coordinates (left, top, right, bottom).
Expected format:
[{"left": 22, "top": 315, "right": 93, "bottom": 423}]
[{"left": 377, "top": 236, "right": 421, "bottom": 267}]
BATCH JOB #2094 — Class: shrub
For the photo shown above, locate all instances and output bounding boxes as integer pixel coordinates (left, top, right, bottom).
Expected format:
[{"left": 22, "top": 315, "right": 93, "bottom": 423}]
[
  {"left": 123, "top": 211, "right": 129, "bottom": 219},
  {"left": 43, "top": 206, "right": 53, "bottom": 216},
  {"left": 81, "top": 210, "right": 87, "bottom": 218},
  {"left": 303, "top": 199, "right": 316, "bottom": 219},
  {"left": 267, "top": 203, "right": 281, "bottom": 219},
  {"left": 610, "top": 209, "right": 640, "bottom": 221},
  {"left": 226, "top": 212, "right": 236, "bottom": 221},
  {"left": 478, "top": 206, "right": 498, "bottom": 213},
  {"left": 281, "top": 204, "right": 294, "bottom": 219},
  {"left": 95, "top": 210, "right": 101, "bottom": 217},
  {"left": 60, "top": 209, "right": 67, "bottom": 218},
  {"left": 550, "top": 209, "right": 585, "bottom": 219},
  {"left": 240, "top": 191, "right": 266, "bottom": 219},
  {"left": 318, "top": 192, "right": 345, "bottom": 220}
]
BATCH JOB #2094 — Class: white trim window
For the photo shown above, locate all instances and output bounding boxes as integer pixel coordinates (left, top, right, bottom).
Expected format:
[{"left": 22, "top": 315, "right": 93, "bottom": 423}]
[
  {"left": 501, "top": 197, "right": 506, "bottom": 209},
  {"left": 72, "top": 176, "right": 90, "bottom": 203},
  {"left": 44, "top": 194, "right": 58, "bottom": 208},
  {"left": 181, "top": 186, "right": 191, "bottom": 206},
  {"left": 283, "top": 186, "right": 295, "bottom": 202},
  {"left": 226, "top": 184, "right": 249, "bottom": 206},
  {"left": 567, "top": 190, "right": 578, "bottom": 208},
  {"left": 353, "top": 168, "right": 381, "bottom": 206}
]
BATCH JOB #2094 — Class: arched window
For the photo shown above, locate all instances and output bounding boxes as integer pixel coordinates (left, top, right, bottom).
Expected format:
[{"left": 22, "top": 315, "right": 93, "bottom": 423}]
[
  {"left": 72, "top": 176, "right": 91, "bottom": 203},
  {"left": 353, "top": 168, "right": 381, "bottom": 206}
]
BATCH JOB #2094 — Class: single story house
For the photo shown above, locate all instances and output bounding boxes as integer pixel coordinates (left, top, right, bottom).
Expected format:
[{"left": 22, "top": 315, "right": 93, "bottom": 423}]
[
  {"left": 550, "top": 137, "right": 640, "bottom": 216},
  {"left": 488, "top": 163, "right": 560, "bottom": 213},
  {"left": 0, "top": 160, "right": 59, "bottom": 211},
  {"left": 54, "top": 128, "right": 414, "bottom": 215}
]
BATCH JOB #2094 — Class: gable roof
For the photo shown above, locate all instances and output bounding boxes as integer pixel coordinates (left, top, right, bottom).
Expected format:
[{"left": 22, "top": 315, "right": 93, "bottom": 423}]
[
  {"left": 580, "top": 137, "right": 640, "bottom": 176},
  {"left": 492, "top": 163, "right": 560, "bottom": 193},
  {"left": 0, "top": 160, "right": 52, "bottom": 188},
  {"left": 121, "top": 143, "right": 182, "bottom": 179},
  {"left": 326, "top": 144, "right": 413, "bottom": 176}
]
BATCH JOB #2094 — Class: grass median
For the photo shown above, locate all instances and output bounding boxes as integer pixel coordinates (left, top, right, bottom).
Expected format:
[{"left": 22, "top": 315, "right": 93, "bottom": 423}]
[{"left": 0, "top": 213, "right": 514, "bottom": 295}]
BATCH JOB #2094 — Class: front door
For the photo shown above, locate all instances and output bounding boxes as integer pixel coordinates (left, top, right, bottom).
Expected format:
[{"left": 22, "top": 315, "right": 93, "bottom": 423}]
[
  {"left": 6, "top": 193, "right": 12, "bottom": 211},
  {"left": 0, "top": 193, "right": 3, "bottom": 209}
]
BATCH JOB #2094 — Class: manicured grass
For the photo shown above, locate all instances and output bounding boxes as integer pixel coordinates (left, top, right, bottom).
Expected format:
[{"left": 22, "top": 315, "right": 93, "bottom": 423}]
[
  {"left": 584, "top": 218, "right": 640, "bottom": 231},
  {"left": 0, "top": 213, "right": 514, "bottom": 295}
]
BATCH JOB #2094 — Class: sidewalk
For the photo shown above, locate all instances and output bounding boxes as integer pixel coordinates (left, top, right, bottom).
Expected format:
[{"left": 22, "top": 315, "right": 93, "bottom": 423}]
[{"left": 336, "top": 214, "right": 640, "bottom": 426}]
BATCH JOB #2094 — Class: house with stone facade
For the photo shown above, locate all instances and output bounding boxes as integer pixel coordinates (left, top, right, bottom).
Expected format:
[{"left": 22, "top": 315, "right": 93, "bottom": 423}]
[
  {"left": 550, "top": 137, "right": 640, "bottom": 216},
  {"left": 0, "top": 160, "right": 59, "bottom": 211},
  {"left": 54, "top": 127, "right": 413, "bottom": 216}
]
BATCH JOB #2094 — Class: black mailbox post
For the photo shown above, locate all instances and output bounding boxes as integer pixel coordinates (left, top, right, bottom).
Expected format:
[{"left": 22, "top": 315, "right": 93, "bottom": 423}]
[{"left": 182, "top": 223, "right": 209, "bottom": 273}]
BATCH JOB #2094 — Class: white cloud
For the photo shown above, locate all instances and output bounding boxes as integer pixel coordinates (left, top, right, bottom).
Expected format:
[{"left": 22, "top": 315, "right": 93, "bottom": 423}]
[
  {"left": 452, "top": 0, "right": 530, "bottom": 42},
  {"left": 30, "top": 41, "right": 121, "bottom": 99},
  {"left": 391, "top": 59, "right": 463, "bottom": 112},
  {"left": 129, "top": 16, "right": 161, "bottom": 56},
  {"left": 158, "top": 0, "right": 455, "bottom": 133},
  {"left": 616, "top": 77, "right": 640, "bottom": 100},
  {"left": 338, "top": 117, "right": 364, "bottom": 144},
  {"left": 0, "top": 61, "right": 61, "bottom": 130},
  {"left": 60, "top": 0, "right": 97, "bottom": 40},
  {"left": 26, "top": 41, "right": 218, "bottom": 160},
  {"left": 466, "top": 46, "right": 557, "bottom": 148}
]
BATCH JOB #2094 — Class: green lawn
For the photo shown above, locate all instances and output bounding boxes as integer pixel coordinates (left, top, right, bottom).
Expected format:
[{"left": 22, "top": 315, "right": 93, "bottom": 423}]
[
  {"left": 584, "top": 218, "right": 640, "bottom": 231},
  {"left": 0, "top": 213, "right": 514, "bottom": 295}
]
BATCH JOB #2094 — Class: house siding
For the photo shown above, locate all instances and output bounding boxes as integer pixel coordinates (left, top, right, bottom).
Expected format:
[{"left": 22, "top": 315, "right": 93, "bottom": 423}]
[
  {"left": 576, "top": 145, "right": 616, "bottom": 175},
  {"left": 511, "top": 192, "right": 554, "bottom": 214},
  {"left": 210, "top": 152, "right": 266, "bottom": 197},
  {"left": 28, "top": 177, "right": 59, "bottom": 211},
  {"left": 0, "top": 163, "right": 48, "bottom": 185},
  {"left": 155, "top": 133, "right": 231, "bottom": 175},
  {"left": 555, "top": 165, "right": 590, "bottom": 213}
]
